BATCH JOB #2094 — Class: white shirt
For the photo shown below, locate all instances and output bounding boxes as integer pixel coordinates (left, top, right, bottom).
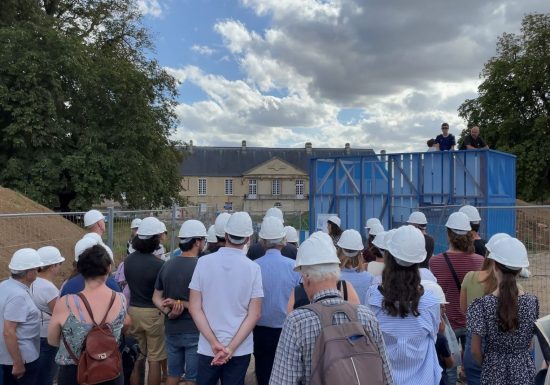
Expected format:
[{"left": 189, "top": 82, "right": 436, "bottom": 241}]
[
  {"left": 367, "top": 261, "right": 385, "bottom": 276},
  {"left": 30, "top": 277, "right": 59, "bottom": 337},
  {"left": 189, "top": 247, "right": 263, "bottom": 357}
]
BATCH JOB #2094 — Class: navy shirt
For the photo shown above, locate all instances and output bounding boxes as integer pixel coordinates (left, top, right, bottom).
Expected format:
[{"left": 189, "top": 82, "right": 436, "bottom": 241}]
[
  {"left": 435, "top": 134, "right": 456, "bottom": 151},
  {"left": 60, "top": 274, "right": 121, "bottom": 297}
]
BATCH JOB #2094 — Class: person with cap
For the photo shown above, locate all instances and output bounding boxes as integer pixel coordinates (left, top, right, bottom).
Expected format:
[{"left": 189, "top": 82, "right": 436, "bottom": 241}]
[
  {"left": 152, "top": 220, "right": 207, "bottom": 385},
  {"left": 460, "top": 233, "right": 512, "bottom": 385},
  {"left": 467, "top": 237, "right": 538, "bottom": 385},
  {"left": 270, "top": 232, "right": 393, "bottom": 385},
  {"left": 367, "top": 230, "right": 389, "bottom": 276},
  {"left": 48, "top": 244, "right": 128, "bottom": 385},
  {"left": 429, "top": 212, "right": 484, "bottom": 385},
  {"left": 336, "top": 229, "right": 374, "bottom": 305},
  {"left": 281, "top": 226, "right": 299, "bottom": 260},
  {"left": 459, "top": 205, "right": 486, "bottom": 257},
  {"left": 188, "top": 212, "right": 263, "bottom": 385},
  {"left": 407, "top": 211, "right": 435, "bottom": 268},
  {"left": 326, "top": 215, "right": 342, "bottom": 246},
  {"left": 0, "top": 249, "right": 43, "bottom": 385},
  {"left": 59, "top": 237, "right": 121, "bottom": 297},
  {"left": 30, "top": 246, "right": 65, "bottom": 385},
  {"left": 211, "top": 212, "right": 231, "bottom": 253},
  {"left": 127, "top": 218, "right": 142, "bottom": 255},
  {"left": 247, "top": 207, "right": 285, "bottom": 261},
  {"left": 366, "top": 225, "right": 442, "bottom": 385},
  {"left": 204, "top": 225, "right": 219, "bottom": 255},
  {"left": 82, "top": 209, "right": 114, "bottom": 260},
  {"left": 362, "top": 222, "right": 384, "bottom": 264},
  {"left": 252, "top": 217, "right": 300, "bottom": 385},
  {"left": 124, "top": 217, "right": 167, "bottom": 385}
]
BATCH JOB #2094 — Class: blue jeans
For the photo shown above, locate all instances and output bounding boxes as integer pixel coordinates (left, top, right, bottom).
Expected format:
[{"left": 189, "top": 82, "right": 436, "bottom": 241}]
[
  {"left": 463, "top": 332, "right": 482, "bottom": 385},
  {"left": 36, "top": 337, "right": 58, "bottom": 385},
  {"left": 165, "top": 332, "right": 199, "bottom": 381},
  {"left": 197, "top": 354, "right": 250, "bottom": 385}
]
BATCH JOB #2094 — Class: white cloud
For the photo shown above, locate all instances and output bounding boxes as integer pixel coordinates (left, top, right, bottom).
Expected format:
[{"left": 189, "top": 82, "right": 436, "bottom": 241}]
[
  {"left": 170, "top": 0, "right": 550, "bottom": 152},
  {"left": 190, "top": 45, "right": 216, "bottom": 56},
  {"left": 137, "top": 0, "right": 163, "bottom": 18}
]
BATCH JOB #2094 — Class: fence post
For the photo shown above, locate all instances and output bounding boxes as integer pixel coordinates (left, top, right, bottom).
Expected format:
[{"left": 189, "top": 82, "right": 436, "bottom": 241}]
[
  {"left": 170, "top": 203, "right": 177, "bottom": 254},
  {"left": 107, "top": 206, "right": 114, "bottom": 249}
]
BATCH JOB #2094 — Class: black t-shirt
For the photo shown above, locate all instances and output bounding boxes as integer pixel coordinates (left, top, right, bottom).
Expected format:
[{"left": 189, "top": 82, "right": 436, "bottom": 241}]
[
  {"left": 155, "top": 257, "right": 198, "bottom": 334},
  {"left": 281, "top": 244, "right": 298, "bottom": 260},
  {"left": 124, "top": 251, "right": 164, "bottom": 308},
  {"left": 462, "top": 134, "right": 487, "bottom": 149},
  {"left": 420, "top": 234, "right": 435, "bottom": 268},
  {"left": 246, "top": 242, "right": 265, "bottom": 260},
  {"left": 474, "top": 238, "right": 487, "bottom": 257}
]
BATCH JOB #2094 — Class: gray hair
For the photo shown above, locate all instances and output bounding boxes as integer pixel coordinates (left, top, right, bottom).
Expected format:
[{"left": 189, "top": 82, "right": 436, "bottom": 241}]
[
  {"left": 300, "top": 263, "right": 341, "bottom": 283},
  {"left": 10, "top": 269, "right": 27, "bottom": 279},
  {"left": 260, "top": 237, "right": 286, "bottom": 249}
]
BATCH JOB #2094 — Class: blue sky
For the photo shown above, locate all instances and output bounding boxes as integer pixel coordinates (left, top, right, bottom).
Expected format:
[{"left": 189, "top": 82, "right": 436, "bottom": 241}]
[{"left": 138, "top": 0, "right": 550, "bottom": 152}]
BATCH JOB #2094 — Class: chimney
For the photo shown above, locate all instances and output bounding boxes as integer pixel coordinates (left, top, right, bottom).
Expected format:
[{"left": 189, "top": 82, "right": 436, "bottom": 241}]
[
  {"left": 305, "top": 142, "right": 312, "bottom": 154},
  {"left": 241, "top": 140, "right": 247, "bottom": 153},
  {"left": 345, "top": 143, "right": 351, "bottom": 154},
  {"left": 188, "top": 140, "right": 194, "bottom": 154}
]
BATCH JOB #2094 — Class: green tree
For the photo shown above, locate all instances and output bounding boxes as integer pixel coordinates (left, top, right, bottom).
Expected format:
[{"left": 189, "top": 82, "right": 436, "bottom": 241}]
[
  {"left": 0, "top": 0, "right": 183, "bottom": 210},
  {"left": 459, "top": 13, "right": 550, "bottom": 202}
]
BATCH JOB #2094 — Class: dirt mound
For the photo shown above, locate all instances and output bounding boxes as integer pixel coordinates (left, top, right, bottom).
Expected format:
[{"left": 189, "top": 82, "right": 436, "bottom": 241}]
[{"left": 0, "top": 187, "right": 85, "bottom": 285}]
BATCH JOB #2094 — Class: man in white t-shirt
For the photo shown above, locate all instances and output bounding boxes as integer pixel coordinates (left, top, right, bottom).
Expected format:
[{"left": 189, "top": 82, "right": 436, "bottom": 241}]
[{"left": 189, "top": 212, "right": 263, "bottom": 385}]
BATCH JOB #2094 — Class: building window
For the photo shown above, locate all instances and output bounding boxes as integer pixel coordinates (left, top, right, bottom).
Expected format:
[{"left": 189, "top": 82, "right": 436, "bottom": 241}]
[
  {"left": 225, "top": 179, "right": 233, "bottom": 195},
  {"left": 198, "top": 178, "right": 207, "bottom": 196},
  {"left": 224, "top": 202, "right": 233, "bottom": 211},
  {"left": 295, "top": 179, "right": 304, "bottom": 197},
  {"left": 274, "top": 202, "right": 282, "bottom": 208},
  {"left": 248, "top": 179, "right": 257, "bottom": 198},
  {"left": 272, "top": 179, "right": 281, "bottom": 196}
]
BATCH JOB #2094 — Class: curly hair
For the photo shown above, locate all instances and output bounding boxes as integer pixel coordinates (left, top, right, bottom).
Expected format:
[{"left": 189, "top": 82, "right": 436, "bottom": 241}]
[
  {"left": 77, "top": 245, "right": 111, "bottom": 279},
  {"left": 380, "top": 253, "right": 423, "bottom": 318},
  {"left": 447, "top": 228, "right": 474, "bottom": 253},
  {"left": 131, "top": 234, "right": 161, "bottom": 254}
]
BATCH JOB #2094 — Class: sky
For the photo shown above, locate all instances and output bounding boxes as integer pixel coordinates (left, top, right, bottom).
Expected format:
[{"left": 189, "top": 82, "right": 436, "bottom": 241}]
[{"left": 137, "top": 0, "right": 550, "bottom": 153}]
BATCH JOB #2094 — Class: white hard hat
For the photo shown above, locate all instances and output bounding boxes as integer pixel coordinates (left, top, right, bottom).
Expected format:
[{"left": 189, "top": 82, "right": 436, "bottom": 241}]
[
  {"left": 206, "top": 225, "right": 218, "bottom": 243},
  {"left": 37, "top": 246, "right": 65, "bottom": 266},
  {"left": 130, "top": 218, "right": 142, "bottom": 229},
  {"left": 407, "top": 211, "right": 428, "bottom": 225},
  {"left": 337, "top": 229, "right": 364, "bottom": 251},
  {"left": 265, "top": 207, "right": 284, "bottom": 223},
  {"left": 295, "top": 232, "right": 340, "bottom": 271},
  {"left": 459, "top": 205, "right": 482, "bottom": 222},
  {"left": 386, "top": 225, "right": 426, "bottom": 265},
  {"left": 422, "top": 280, "right": 449, "bottom": 304},
  {"left": 179, "top": 220, "right": 207, "bottom": 239},
  {"left": 214, "top": 212, "right": 231, "bottom": 237},
  {"left": 327, "top": 215, "right": 341, "bottom": 228},
  {"left": 9, "top": 248, "right": 44, "bottom": 271},
  {"left": 137, "top": 217, "right": 165, "bottom": 237},
  {"left": 445, "top": 212, "right": 472, "bottom": 234},
  {"left": 369, "top": 223, "right": 385, "bottom": 236},
  {"left": 225, "top": 212, "right": 254, "bottom": 237},
  {"left": 486, "top": 233, "right": 511, "bottom": 253},
  {"left": 75, "top": 237, "right": 100, "bottom": 261},
  {"left": 365, "top": 217, "right": 382, "bottom": 229},
  {"left": 284, "top": 226, "right": 299, "bottom": 243},
  {"left": 82, "top": 233, "right": 114, "bottom": 260},
  {"left": 372, "top": 231, "right": 388, "bottom": 250},
  {"left": 84, "top": 209, "right": 105, "bottom": 227},
  {"left": 259, "top": 216, "right": 286, "bottom": 240},
  {"left": 488, "top": 237, "right": 529, "bottom": 269}
]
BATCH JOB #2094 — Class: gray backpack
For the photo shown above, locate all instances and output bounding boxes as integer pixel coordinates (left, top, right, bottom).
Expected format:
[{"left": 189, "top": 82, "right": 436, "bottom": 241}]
[{"left": 304, "top": 302, "right": 387, "bottom": 385}]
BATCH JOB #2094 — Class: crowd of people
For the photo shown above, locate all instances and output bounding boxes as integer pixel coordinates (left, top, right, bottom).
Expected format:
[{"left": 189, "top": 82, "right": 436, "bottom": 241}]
[{"left": 0, "top": 204, "right": 546, "bottom": 385}]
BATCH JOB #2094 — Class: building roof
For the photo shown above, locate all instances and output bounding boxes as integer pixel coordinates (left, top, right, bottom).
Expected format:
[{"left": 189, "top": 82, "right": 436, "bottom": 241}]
[{"left": 179, "top": 143, "right": 376, "bottom": 177}]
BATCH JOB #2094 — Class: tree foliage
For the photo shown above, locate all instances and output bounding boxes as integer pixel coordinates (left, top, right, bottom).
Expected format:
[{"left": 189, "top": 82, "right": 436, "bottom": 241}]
[
  {"left": 459, "top": 13, "right": 550, "bottom": 202},
  {"left": 0, "top": 0, "right": 183, "bottom": 210}
]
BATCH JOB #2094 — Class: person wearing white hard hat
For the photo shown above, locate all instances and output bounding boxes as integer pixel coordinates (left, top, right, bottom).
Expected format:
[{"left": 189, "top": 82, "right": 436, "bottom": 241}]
[
  {"left": 326, "top": 215, "right": 342, "bottom": 246},
  {"left": 270, "top": 232, "right": 392, "bottom": 385},
  {"left": 252, "top": 217, "right": 300, "bottom": 385},
  {"left": 459, "top": 205, "right": 487, "bottom": 257},
  {"left": 212, "top": 212, "right": 231, "bottom": 250},
  {"left": 407, "top": 211, "right": 435, "bottom": 268},
  {"left": 429, "top": 212, "right": 485, "bottom": 385},
  {"left": 336, "top": 229, "right": 374, "bottom": 306},
  {"left": 280, "top": 226, "right": 299, "bottom": 260},
  {"left": 204, "top": 225, "right": 219, "bottom": 254},
  {"left": 365, "top": 217, "right": 382, "bottom": 232},
  {"left": 152, "top": 219, "right": 207, "bottom": 385},
  {"left": 127, "top": 218, "right": 142, "bottom": 255},
  {"left": 0, "top": 249, "right": 43, "bottom": 384},
  {"left": 125, "top": 217, "right": 167, "bottom": 385},
  {"left": 467, "top": 237, "right": 539, "bottom": 385},
  {"left": 363, "top": 222, "right": 384, "bottom": 264},
  {"left": 30, "top": 247, "right": 65, "bottom": 385},
  {"left": 367, "top": 230, "right": 389, "bottom": 276},
  {"left": 83, "top": 209, "right": 105, "bottom": 232},
  {"left": 265, "top": 207, "right": 284, "bottom": 224},
  {"left": 48, "top": 244, "right": 128, "bottom": 385},
  {"left": 247, "top": 207, "right": 290, "bottom": 261},
  {"left": 189, "top": 212, "right": 263, "bottom": 384},
  {"left": 59, "top": 238, "right": 121, "bottom": 297},
  {"left": 366, "top": 225, "right": 442, "bottom": 385}
]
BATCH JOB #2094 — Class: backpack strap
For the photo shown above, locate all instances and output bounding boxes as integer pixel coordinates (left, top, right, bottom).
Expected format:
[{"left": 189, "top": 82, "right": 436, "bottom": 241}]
[
  {"left": 304, "top": 301, "right": 359, "bottom": 328},
  {"left": 336, "top": 280, "right": 348, "bottom": 300},
  {"left": 77, "top": 291, "right": 117, "bottom": 326},
  {"left": 443, "top": 252, "right": 461, "bottom": 291}
]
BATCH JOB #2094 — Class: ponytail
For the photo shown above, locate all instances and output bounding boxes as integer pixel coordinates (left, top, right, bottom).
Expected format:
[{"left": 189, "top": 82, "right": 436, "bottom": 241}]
[{"left": 495, "top": 262, "right": 520, "bottom": 332}]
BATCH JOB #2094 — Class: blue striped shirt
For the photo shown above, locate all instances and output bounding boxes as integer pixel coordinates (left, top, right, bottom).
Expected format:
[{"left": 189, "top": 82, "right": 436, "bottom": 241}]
[
  {"left": 255, "top": 249, "right": 301, "bottom": 328},
  {"left": 367, "top": 285, "right": 441, "bottom": 385},
  {"left": 340, "top": 269, "right": 373, "bottom": 305}
]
